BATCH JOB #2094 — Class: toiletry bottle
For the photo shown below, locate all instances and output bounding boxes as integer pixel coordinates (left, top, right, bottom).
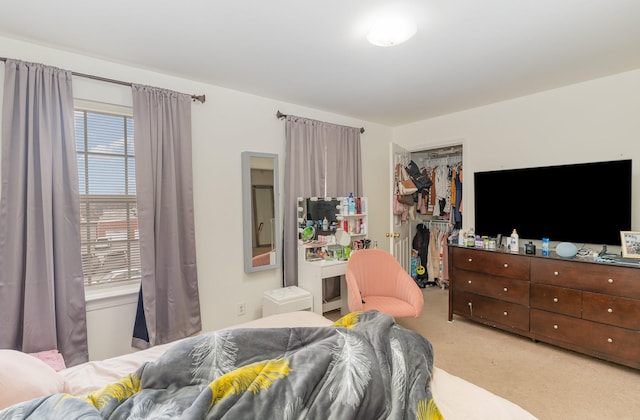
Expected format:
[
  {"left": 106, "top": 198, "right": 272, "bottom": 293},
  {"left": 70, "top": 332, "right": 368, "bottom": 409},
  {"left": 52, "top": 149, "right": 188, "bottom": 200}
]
[
  {"left": 322, "top": 217, "right": 328, "bottom": 231},
  {"left": 341, "top": 197, "right": 349, "bottom": 215},
  {"left": 542, "top": 237, "right": 550, "bottom": 257},
  {"left": 458, "top": 229, "right": 466, "bottom": 246},
  {"left": 510, "top": 229, "right": 519, "bottom": 253},
  {"left": 466, "top": 228, "right": 475, "bottom": 247},
  {"left": 348, "top": 193, "right": 355, "bottom": 215}
]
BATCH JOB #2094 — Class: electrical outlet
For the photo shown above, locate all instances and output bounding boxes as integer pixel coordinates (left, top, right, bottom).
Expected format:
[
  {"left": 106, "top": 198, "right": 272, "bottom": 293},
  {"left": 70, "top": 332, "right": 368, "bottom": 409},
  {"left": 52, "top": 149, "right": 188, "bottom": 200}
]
[{"left": 237, "top": 302, "right": 246, "bottom": 316}]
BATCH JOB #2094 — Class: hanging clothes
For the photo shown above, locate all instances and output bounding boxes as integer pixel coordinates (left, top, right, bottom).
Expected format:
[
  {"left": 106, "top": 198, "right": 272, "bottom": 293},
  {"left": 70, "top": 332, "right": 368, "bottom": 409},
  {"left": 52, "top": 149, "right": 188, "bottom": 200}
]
[
  {"left": 426, "top": 227, "right": 441, "bottom": 281},
  {"left": 450, "top": 164, "right": 463, "bottom": 229},
  {"left": 412, "top": 223, "right": 429, "bottom": 270}
]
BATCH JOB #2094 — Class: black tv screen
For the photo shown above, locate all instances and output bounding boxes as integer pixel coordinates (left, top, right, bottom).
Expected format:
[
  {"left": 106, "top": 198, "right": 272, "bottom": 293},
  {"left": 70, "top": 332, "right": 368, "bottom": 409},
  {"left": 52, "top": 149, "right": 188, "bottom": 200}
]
[{"left": 474, "top": 159, "right": 632, "bottom": 246}]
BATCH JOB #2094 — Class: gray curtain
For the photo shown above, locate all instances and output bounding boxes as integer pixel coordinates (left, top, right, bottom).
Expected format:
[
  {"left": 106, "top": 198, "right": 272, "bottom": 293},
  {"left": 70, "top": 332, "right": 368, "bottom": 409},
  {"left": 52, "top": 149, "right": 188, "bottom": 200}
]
[
  {"left": 0, "top": 59, "right": 88, "bottom": 366},
  {"left": 131, "top": 84, "right": 201, "bottom": 349},
  {"left": 283, "top": 115, "right": 362, "bottom": 287}
]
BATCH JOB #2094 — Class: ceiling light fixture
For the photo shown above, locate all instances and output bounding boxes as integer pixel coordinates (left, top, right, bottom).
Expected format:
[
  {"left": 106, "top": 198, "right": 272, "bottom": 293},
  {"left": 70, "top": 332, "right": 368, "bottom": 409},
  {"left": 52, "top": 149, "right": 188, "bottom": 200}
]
[{"left": 367, "top": 17, "right": 417, "bottom": 47}]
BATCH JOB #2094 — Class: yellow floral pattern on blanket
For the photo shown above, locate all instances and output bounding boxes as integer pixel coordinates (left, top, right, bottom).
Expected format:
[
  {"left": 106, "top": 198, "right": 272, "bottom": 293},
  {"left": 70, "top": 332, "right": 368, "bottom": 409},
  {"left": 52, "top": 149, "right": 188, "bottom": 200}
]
[
  {"left": 208, "top": 358, "right": 290, "bottom": 408},
  {"left": 418, "top": 397, "right": 444, "bottom": 420},
  {"left": 83, "top": 373, "right": 141, "bottom": 410},
  {"left": 332, "top": 311, "right": 361, "bottom": 328}
]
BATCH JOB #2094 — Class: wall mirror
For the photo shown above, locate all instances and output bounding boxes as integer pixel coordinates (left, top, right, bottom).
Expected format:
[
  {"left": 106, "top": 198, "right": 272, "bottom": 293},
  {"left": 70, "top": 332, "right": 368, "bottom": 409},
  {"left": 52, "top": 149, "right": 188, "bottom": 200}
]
[{"left": 242, "top": 152, "right": 280, "bottom": 272}]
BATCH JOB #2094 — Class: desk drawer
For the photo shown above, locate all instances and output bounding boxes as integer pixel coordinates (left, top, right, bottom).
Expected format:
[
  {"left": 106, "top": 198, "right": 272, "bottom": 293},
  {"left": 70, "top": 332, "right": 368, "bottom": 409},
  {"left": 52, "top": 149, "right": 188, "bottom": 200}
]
[{"left": 321, "top": 263, "right": 347, "bottom": 278}]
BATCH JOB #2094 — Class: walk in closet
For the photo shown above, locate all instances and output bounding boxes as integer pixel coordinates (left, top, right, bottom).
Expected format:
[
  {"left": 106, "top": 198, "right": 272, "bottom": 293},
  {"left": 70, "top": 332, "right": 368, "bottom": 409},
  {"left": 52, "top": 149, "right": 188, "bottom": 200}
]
[{"left": 406, "top": 145, "right": 463, "bottom": 288}]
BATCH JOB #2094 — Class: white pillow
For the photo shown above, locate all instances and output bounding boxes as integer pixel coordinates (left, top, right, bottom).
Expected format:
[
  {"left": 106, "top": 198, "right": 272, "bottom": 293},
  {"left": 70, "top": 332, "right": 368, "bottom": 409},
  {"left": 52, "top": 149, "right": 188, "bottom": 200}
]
[{"left": 0, "top": 349, "right": 65, "bottom": 410}]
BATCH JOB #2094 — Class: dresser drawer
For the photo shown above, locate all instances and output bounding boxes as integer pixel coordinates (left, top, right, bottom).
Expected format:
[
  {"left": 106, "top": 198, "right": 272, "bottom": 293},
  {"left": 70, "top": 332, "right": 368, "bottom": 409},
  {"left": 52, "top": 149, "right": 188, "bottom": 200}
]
[
  {"left": 452, "top": 292, "right": 529, "bottom": 332},
  {"left": 530, "top": 283, "right": 582, "bottom": 317},
  {"left": 531, "top": 309, "right": 640, "bottom": 364},
  {"left": 452, "top": 247, "right": 529, "bottom": 280},
  {"left": 452, "top": 268, "right": 529, "bottom": 305},
  {"left": 530, "top": 258, "right": 640, "bottom": 299},
  {"left": 582, "top": 292, "right": 640, "bottom": 330}
]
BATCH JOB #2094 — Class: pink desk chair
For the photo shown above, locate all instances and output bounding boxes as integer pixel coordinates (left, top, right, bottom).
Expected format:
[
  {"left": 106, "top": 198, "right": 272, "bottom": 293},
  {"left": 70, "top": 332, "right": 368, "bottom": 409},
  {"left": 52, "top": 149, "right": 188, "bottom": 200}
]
[{"left": 345, "top": 249, "right": 424, "bottom": 318}]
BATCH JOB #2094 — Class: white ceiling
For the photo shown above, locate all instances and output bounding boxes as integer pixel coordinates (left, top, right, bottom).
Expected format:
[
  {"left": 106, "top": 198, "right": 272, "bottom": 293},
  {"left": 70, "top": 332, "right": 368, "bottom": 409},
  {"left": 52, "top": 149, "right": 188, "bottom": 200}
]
[{"left": 1, "top": 0, "right": 640, "bottom": 126}]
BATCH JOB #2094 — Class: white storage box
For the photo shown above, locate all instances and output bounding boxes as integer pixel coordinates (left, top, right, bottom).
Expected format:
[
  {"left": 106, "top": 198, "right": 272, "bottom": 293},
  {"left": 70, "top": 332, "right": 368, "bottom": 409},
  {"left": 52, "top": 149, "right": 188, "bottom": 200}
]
[{"left": 263, "top": 286, "right": 313, "bottom": 317}]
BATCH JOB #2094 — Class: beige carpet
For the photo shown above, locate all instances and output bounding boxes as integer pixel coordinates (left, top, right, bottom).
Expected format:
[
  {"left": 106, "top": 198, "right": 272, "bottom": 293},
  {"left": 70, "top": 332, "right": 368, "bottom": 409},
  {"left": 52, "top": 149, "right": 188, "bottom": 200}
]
[{"left": 327, "top": 287, "right": 640, "bottom": 420}]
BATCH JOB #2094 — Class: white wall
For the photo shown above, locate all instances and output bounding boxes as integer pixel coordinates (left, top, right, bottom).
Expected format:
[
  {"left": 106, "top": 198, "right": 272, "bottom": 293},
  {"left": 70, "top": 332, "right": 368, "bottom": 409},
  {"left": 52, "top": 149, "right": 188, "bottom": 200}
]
[
  {"left": 0, "top": 36, "right": 393, "bottom": 360},
  {"left": 394, "top": 69, "right": 640, "bottom": 248}
]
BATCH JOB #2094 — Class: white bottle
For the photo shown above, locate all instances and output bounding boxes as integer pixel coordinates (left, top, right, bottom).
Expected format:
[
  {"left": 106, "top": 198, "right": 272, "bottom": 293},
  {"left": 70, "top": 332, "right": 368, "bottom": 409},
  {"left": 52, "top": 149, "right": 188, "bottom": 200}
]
[
  {"left": 458, "top": 230, "right": 466, "bottom": 246},
  {"left": 509, "top": 229, "right": 519, "bottom": 253},
  {"left": 322, "top": 217, "right": 328, "bottom": 231},
  {"left": 341, "top": 197, "right": 349, "bottom": 215}
]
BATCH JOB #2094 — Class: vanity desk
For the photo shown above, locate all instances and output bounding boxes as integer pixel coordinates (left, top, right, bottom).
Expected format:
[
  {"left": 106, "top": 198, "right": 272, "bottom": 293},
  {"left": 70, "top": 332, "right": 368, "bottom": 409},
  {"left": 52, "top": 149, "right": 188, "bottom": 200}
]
[
  {"left": 296, "top": 196, "right": 369, "bottom": 315},
  {"left": 297, "top": 245, "right": 349, "bottom": 315},
  {"left": 448, "top": 245, "right": 640, "bottom": 368}
]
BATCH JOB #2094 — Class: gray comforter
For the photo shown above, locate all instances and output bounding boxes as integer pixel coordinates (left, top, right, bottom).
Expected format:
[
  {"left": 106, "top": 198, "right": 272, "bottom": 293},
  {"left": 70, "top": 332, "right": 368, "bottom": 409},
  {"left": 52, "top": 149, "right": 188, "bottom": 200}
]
[{"left": 0, "top": 310, "right": 442, "bottom": 419}]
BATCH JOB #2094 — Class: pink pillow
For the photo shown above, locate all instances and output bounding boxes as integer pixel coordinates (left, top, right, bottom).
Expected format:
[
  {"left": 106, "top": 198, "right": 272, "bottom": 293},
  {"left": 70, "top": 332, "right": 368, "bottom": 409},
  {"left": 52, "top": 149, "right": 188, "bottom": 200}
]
[
  {"left": 28, "top": 349, "right": 66, "bottom": 371},
  {"left": 0, "top": 349, "right": 64, "bottom": 409}
]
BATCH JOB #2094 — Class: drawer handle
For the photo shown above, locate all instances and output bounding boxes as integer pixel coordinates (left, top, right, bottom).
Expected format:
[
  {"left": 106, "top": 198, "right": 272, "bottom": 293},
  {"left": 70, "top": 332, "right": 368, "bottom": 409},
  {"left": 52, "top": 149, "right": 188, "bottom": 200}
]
[
  {"left": 468, "top": 280, "right": 472, "bottom": 284},
  {"left": 607, "top": 338, "right": 613, "bottom": 343},
  {"left": 608, "top": 278, "right": 614, "bottom": 284},
  {"left": 468, "top": 258, "right": 473, "bottom": 262},
  {"left": 503, "top": 263, "right": 509, "bottom": 268},
  {"left": 553, "top": 297, "right": 559, "bottom": 303},
  {"left": 503, "top": 311, "right": 508, "bottom": 316},
  {"left": 608, "top": 308, "right": 613, "bottom": 313},
  {"left": 553, "top": 324, "right": 558, "bottom": 329},
  {"left": 503, "top": 287, "right": 508, "bottom": 292},
  {"left": 553, "top": 271, "right": 559, "bottom": 276}
]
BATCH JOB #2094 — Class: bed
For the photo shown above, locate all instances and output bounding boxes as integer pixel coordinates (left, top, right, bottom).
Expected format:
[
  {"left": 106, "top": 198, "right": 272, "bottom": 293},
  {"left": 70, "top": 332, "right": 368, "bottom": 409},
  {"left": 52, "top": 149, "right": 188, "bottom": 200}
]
[{"left": 0, "top": 311, "right": 537, "bottom": 419}]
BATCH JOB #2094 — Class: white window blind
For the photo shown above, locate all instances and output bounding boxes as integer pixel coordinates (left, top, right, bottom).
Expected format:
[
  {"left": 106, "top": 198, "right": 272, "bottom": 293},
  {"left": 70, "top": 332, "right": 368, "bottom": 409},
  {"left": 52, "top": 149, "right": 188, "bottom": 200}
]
[{"left": 75, "top": 103, "right": 140, "bottom": 286}]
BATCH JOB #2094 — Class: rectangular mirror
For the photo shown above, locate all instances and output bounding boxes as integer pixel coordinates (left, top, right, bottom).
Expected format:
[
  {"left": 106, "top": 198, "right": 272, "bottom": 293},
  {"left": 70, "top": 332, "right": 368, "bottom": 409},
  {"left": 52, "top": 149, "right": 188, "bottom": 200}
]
[{"left": 242, "top": 152, "right": 280, "bottom": 272}]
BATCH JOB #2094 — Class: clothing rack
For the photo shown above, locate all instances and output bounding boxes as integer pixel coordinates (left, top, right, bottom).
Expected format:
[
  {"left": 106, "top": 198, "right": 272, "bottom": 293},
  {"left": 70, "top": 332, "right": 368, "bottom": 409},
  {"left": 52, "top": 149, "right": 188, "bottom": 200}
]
[
  {"left": 419, "top": 219, "right": 451, "bottom": 232},
  {"left": 0, "top": 56, "right": 206, "bottom": 103},
  {"left": 419, "top": 156, "right": 461, "bottom": 168}
]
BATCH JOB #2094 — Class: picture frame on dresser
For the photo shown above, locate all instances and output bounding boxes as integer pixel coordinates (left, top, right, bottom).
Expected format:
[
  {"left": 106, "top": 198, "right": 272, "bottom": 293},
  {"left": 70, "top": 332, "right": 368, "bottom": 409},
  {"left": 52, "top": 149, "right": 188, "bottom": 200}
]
[{"left": 620, "top": 231, "right": 640, "bottom": 258}]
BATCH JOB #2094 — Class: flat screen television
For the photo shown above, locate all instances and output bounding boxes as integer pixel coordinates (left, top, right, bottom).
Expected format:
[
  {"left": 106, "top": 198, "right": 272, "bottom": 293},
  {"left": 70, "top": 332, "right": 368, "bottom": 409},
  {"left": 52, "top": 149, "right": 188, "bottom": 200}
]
[{"left": 474, "top": 159, "right": 632, "bottom": 246}]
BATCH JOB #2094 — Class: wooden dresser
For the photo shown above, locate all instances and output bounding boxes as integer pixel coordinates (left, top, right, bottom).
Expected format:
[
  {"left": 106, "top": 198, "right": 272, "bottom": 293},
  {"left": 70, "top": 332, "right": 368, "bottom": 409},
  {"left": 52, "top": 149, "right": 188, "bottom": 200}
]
[{"left": 448, "top": 245, "right": 640, "bottom": 369}]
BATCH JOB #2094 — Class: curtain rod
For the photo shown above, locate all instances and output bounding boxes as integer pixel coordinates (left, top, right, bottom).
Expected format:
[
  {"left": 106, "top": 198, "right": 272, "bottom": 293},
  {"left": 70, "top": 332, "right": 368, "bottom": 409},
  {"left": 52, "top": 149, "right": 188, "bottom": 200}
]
[
  {"left": 277, "top": 110, "right": 365, "bottom": 134},
  {"left": 0, "top": 57, "right": 206, "bottom": 103}
]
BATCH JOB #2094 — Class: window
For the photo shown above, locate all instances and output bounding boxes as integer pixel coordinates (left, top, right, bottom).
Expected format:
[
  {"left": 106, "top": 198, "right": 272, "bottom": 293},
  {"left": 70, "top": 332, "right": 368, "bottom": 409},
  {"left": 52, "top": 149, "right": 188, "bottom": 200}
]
[{"left": 75, "top": 101, "right": 140, "bottom": 286}]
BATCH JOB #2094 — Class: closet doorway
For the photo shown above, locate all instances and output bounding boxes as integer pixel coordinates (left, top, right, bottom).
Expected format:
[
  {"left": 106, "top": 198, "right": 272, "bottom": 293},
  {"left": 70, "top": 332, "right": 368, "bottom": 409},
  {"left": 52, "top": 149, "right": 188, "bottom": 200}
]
[{"left": 389, "top": 142, "right": 464, "bottom": 281}]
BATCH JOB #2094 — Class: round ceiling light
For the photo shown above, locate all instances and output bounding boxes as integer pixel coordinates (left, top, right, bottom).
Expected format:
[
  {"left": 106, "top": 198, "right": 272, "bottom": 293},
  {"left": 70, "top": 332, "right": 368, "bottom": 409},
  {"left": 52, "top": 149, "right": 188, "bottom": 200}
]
[{"left": 367, "top": 17, "right": 417, "bottom": 47}]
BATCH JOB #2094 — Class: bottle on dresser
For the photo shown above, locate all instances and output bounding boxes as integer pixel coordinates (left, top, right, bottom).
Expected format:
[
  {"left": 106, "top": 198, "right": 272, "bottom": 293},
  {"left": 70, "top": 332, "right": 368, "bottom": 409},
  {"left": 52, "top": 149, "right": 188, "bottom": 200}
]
[
  {"left": 542, "top": 237, "right": 550, "bottom": 257},
  {"left": 509, "top": 229, "right": 519, "bottom": 253}
]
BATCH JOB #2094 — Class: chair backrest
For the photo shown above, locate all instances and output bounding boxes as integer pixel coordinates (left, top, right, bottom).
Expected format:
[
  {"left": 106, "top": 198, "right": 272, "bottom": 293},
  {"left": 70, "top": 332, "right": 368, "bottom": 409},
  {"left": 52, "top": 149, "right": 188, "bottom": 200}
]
[
  {"left": 346, "top": 249, "right": 405, "bottom": 297},
  {"left": 345, "top": 249, "right": 424, "bottom": 317}
]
